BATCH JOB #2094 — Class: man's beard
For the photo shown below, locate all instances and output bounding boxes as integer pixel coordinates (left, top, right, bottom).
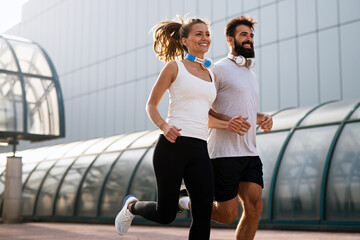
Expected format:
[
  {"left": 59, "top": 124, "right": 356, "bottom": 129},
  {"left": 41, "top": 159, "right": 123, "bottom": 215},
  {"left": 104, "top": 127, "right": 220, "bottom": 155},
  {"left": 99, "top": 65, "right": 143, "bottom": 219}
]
[{"left": 234, "top": 39, "right": 255, "bottom": 58}]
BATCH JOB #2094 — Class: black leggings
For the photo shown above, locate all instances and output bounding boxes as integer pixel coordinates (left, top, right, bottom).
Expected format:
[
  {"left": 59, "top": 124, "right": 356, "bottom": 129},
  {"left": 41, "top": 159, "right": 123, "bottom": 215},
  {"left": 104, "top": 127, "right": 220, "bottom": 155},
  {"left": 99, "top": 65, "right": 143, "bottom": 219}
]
[{"left": 132, "top": 135, "right": 214, "bottom": 240}]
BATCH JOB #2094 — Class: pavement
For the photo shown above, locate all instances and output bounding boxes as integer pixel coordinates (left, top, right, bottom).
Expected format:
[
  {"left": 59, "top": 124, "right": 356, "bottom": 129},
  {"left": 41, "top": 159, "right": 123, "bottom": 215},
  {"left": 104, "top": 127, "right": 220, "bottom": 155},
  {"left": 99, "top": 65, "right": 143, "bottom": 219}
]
[{"left": 0, "top": 222, "right": 360, "bottom": 240}]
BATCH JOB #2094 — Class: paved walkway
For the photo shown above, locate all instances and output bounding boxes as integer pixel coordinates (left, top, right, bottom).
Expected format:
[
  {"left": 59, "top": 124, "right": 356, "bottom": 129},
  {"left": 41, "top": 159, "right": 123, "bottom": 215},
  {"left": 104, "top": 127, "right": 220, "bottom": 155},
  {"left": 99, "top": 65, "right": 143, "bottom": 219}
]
[{"left": 0, "top": 222, "right": 359, "bottom": 240}]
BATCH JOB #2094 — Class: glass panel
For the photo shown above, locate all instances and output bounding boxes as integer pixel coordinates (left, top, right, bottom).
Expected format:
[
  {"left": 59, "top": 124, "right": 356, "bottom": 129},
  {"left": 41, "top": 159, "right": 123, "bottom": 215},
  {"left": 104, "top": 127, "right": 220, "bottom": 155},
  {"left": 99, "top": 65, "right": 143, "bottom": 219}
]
[
  {"left": 106, "top": 131, "right": 148, "bottom": 152},
  {"left": 271, "top": 106, "right": 314, "bottom": 131},
  {"left": 0, "top": 38, "right": 18, "bottom": 71},
  {"left": 25, "top": 77, "right": 60, "bottom": 135},
  {"left": 228, "top": 0, "right": 242, "bottom": 16},
  {"left": 22, "top": 162, "right": 39, "bottom": 184},
  {"left": 0, "top": 153, "right": 7, "bottom": 165},
  {"left": 273, "top": 126, "right": 337, "bottom": 220},
  {"left": 77, "top": 152, "right": 120, "bottom": 217},
  {"left": 261, "top": 44, "right": 279, "bottom": 111},
  {"left": 0, "top": 170, "right": 5, "bottom": 213},
  {"left": 128, "top": 148, "right": 156, "bottom": 201},
  {"left": 55, "top": 155, "right": 96, "bottom": 216},
  {"left": 350, "top": 105, "right": 360, "bottom": 120},
  {"left": 317, "top": 0, "right": 338, "bottom": 29},
  {"left": 212, "top": 20, "right": 228, "bottom": 58},
  {"left": 318, "top": 28, "right": 341, "bottom": 102},
  {"left": 35, "top": 158, "right": 75, "bottom": 216},
  {"left": 341, "top": 22, "right": 360, "bottom": 100},
  {"left": 128, "top": 130, "right": 161, "bottom": 149},
  {"left": 278, "top": 0, "right": 296, "bottom": 40},
  {"left": 0, "top": 73, "right": 23, "bottom": 132},
  {"left": 244, "top": 0, "right": 259, "bottom": 11},
  {"left": 0, "top": 172, "right": 5, "bottom": 190},
  {"left": 46, "top": 142, "right": 82, "bottom": 159},
  {"left": 84, "top": 136, "right": 121, "bottom": 154},
  {"left": 326, "top": 122, "right": 360, "bottom": 221},
  {"left": 22, "top": 159, "right": 57, "bottom": 216},
  {"left": 100, "top": 149, "right": 146, "bottom": 217},
  {"left": 22, "top": 146, "right": 56, "bottom": 164},
  {"left": 297, "top": 0, "right": 316, "bottom": 35},
  {"left": 260, "top": 4, "right": 277, "bottom": 45},
  {"left": 279, "top": 39, "right": 297, "bottom": 109},
  {"left": 8, "top": 40, "right": 52, "bottom": 77},
  {"left": 257, "top": 131, "right": 289, "bottom": 220},
  {"left": 339, "top": 0, "right": 360, "bottom": 24},
  {"left": 298, "top": 34, "right": 318, "bottom": 106},
  {"left": 300, "top": 99, "right": 358, "bottom": 127},
  {"left": 63, "top": 139, "right": 102, "bottom": 157}
]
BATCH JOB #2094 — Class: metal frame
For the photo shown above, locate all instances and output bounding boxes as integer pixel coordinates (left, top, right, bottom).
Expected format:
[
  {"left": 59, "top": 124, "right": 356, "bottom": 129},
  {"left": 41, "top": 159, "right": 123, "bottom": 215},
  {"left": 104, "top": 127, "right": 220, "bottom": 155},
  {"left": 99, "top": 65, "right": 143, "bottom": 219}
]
[
  {"left": 1, "top": 101, "right": 359, "bottom": 230},
  {"left": 0, "top": 35, "right": 65, "bottom": 143}
]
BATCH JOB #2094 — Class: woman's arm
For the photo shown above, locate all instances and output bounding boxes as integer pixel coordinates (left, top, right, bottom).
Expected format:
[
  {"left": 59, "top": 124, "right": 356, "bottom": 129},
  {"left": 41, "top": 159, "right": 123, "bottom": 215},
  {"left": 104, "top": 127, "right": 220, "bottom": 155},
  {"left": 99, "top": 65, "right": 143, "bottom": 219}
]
[
  {"left": 209, "top": 108, "right": 232, "bottom": 121},
  {"left": 208, "top": 112, "right": 250, "bottom": 136},
  {"left": 146, "top": 61, "right": 181, "bottom": 143}
]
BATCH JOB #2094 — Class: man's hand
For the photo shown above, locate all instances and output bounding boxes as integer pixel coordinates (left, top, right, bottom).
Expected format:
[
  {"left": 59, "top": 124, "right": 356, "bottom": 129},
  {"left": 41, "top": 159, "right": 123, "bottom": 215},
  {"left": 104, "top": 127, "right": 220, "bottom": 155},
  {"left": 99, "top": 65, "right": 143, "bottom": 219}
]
[
  {"left": 226, "top": 115, "right": 251, "bottom": 136},
  {"left": 260, "top": 114, "right": 273, "bottom": 132}
]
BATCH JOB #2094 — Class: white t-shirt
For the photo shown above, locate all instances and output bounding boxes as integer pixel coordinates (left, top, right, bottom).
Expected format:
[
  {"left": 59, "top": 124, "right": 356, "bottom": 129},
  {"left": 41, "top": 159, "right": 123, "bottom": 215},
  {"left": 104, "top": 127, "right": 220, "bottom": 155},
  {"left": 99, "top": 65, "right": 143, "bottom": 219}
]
[
  {"left": 208, "top": 58, "right": 259, "bottom": 158},
  {"left": 166, "top": 61, "right": 217, "bottom": 141}
]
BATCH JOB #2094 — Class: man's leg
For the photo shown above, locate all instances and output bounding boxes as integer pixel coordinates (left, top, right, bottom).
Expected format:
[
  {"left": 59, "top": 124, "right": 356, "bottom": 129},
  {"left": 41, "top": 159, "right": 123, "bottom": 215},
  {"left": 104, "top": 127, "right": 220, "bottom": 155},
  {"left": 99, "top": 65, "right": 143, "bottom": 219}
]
[
  {"left": 235, "top": 182, "right": 262, "bottom": 240},
  {"left": 211, "top": 197, "right": 238, "bottom": 224}
]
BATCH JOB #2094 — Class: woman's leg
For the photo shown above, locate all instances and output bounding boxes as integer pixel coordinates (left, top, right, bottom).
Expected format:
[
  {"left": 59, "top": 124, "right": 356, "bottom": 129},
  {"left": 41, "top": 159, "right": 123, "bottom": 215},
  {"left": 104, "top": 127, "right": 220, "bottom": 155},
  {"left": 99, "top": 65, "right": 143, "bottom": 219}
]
[
  {"left": 131, "top": 135, "right": 185, "bottom": 224},
  {"left": 183, "top": 138, "right": 214, "bottom": 240}
]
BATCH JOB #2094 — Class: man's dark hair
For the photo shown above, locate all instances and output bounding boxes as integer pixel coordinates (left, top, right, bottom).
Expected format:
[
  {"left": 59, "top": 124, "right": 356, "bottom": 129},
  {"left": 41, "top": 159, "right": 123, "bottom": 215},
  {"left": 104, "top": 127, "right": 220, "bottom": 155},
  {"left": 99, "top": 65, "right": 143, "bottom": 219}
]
[{"left": 225, "top": 15, "right": 257, "bottom": 38}]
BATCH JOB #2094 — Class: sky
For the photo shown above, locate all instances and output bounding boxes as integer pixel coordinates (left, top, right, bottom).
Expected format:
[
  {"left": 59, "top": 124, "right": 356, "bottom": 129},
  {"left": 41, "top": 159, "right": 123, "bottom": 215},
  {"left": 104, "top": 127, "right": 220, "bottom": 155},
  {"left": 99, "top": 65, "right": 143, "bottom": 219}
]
[{"left": 0, "top": 0, "right": 29, "bottom": 34}]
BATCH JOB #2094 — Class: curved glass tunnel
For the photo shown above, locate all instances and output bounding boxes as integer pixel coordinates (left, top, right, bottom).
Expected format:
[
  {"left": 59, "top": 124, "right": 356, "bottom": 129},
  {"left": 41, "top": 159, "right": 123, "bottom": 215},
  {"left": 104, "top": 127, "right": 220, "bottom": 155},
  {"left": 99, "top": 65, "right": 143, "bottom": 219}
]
[
  {"left": 0, "top": 99, "right": 359, "bottom": 230},
  {"left": 0, "top": 34, "right": 65, "bottom": 143}
]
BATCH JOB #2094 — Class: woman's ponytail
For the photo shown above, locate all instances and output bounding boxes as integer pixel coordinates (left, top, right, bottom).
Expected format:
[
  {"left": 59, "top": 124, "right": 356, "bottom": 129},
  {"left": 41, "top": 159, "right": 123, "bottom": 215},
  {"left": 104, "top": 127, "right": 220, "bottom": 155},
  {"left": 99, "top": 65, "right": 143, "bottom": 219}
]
[
  {"left": 151, "top": 16, "right": 210, "bottom": 63},
  {"left": 152, "top": 19, "right": 184, "bottom": 62}
]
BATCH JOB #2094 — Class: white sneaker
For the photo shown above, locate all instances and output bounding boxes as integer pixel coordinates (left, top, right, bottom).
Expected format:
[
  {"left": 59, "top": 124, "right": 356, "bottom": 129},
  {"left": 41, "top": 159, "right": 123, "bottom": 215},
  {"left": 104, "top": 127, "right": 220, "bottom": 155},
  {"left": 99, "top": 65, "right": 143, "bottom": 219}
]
[{"left": 115, "top": 194, "right": 138, "bottom": 235}]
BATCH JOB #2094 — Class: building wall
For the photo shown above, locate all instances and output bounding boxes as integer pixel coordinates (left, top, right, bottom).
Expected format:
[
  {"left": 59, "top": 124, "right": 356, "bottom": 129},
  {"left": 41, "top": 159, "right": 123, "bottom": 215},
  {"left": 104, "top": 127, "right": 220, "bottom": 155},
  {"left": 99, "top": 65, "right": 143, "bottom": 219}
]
[{"left": 5, "top": 0, "right": 360, "bottom": 150}]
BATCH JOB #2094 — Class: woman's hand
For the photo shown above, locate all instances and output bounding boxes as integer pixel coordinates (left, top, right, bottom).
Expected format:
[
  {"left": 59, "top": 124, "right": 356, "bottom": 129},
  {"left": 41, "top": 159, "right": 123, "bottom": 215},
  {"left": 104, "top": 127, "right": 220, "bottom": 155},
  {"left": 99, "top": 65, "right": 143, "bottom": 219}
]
[{"left": 161, "top": 123, "right": 182, "bottom": 143}]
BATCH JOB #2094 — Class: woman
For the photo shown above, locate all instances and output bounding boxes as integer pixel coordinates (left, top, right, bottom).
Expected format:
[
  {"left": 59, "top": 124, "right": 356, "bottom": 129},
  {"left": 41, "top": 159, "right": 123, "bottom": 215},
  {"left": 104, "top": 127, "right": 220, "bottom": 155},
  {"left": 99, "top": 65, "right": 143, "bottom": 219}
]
[{"left": 115, "top": 16, "right": 239, "bottom": 239}]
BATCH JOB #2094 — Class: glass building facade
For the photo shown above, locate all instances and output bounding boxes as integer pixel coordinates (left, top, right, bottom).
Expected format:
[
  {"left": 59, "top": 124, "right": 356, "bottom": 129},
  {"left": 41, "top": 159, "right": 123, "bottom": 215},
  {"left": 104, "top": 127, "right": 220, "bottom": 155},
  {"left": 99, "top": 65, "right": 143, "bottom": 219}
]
[
  {"left": 0, "top": 99, "right": 359, "bottom": 230},
  {"left": 3, "top": 0, "right": 359, "bottom": 151},
  {"left": 0, "top": 34, "right": 65, "bottom": 143}
]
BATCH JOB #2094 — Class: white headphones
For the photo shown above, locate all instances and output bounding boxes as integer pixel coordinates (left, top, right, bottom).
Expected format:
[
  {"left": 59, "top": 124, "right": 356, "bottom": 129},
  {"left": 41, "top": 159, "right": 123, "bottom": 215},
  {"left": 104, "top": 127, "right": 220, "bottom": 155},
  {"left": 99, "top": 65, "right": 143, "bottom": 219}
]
[
  {"left": 227, "top": 53, "right": 255, "bottom": 69},
  {"left": 184, "top": 53, "right": 213, "bottom": 69}
]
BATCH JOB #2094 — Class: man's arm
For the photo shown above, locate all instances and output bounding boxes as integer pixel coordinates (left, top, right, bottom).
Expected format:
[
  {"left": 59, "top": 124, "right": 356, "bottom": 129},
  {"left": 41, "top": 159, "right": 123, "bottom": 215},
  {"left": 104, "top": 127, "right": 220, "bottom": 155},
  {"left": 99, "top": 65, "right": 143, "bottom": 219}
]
[
  {"left": 257, "top": 113, "right": 273, "bottom": 132},
  {"left": 209, "top": 109, "right": 251, "bottom": 135}
]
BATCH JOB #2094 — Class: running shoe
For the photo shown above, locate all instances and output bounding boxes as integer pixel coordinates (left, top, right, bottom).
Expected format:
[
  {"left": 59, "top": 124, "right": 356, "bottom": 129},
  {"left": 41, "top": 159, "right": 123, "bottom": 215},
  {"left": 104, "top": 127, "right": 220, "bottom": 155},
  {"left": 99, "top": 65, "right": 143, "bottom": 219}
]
[
  {"left": 115, "top": 194, "right": 138, "bottom": 235},
  {"left": 178, "top": 189, "right": 189, "bottom": 213}
]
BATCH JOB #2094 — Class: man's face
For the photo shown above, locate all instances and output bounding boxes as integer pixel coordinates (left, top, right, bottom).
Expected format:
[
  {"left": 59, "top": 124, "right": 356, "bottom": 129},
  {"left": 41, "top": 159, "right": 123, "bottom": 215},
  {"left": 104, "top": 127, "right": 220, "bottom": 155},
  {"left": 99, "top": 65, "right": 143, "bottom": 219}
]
[{"left": 232, "top": 25, "right": 255, "bottom": 58}]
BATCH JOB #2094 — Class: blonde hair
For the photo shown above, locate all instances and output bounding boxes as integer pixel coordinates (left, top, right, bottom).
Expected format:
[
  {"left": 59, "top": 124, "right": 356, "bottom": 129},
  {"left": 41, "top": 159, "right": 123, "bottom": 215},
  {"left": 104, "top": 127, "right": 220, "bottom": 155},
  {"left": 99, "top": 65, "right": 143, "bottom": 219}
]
[{"left": 151, "top": 16, "right": 210, "bottom": 63}]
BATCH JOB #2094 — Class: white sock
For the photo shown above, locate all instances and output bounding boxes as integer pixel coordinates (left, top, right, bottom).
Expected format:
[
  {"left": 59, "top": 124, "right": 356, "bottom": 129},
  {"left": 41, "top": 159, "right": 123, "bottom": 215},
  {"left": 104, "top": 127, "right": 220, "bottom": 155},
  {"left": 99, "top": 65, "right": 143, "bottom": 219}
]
[{"left": 179, "top": 196, "right": 190, "bottom": 210}]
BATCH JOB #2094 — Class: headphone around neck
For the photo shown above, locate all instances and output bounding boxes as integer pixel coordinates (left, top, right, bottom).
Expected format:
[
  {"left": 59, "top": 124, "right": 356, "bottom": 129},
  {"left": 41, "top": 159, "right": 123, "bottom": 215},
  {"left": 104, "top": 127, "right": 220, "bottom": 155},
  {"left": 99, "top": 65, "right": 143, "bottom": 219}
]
[
  {"left": 227, "top": 53, "right": 255, "bottom": 69},
  {"left": 184, "top": 53, "right": 213, "bottom": 69}
]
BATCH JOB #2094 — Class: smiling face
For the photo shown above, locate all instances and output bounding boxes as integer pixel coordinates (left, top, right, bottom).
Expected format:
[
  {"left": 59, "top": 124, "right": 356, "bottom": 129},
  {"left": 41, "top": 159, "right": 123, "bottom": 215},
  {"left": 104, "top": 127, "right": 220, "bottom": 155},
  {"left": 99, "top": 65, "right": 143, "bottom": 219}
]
[
  {"left": 229, "top": 24, "right": 255, "bottom": 58},
  {"left": 181, "top": 23, "right": 211, "bottom": 57}
]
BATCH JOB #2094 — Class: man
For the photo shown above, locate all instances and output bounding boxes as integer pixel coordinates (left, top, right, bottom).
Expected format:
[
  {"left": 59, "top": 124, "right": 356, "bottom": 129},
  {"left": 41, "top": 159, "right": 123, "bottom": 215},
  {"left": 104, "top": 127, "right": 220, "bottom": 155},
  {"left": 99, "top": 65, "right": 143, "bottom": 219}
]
[{"left": 179, "top": 15, "right": 273, "bottom": 240}]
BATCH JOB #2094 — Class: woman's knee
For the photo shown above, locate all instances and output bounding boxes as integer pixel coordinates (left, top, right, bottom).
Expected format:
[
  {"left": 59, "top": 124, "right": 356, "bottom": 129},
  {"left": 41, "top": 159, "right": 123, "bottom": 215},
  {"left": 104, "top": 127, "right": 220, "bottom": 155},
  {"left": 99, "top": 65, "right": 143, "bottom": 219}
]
[{"left": 157, "top": 212, "right": 177, "bottom": 224}]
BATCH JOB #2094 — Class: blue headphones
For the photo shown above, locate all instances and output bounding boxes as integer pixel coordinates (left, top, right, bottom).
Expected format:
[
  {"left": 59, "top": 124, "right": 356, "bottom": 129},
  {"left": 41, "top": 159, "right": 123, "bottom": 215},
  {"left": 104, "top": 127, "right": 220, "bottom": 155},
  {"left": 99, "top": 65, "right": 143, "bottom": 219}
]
[
  {"left": 227, "top": 53, "right": 255, "bottom": 69},
  {"left": 184, "top": 53, "right": 213, "bottom": 69}
]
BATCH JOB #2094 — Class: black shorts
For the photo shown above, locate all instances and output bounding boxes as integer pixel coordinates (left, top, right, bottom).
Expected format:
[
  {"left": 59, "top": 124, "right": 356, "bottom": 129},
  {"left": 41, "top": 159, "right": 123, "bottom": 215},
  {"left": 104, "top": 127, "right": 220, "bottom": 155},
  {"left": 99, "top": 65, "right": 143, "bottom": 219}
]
[{"left": 211, "top": 156, "right": 264, "bottom": 202}]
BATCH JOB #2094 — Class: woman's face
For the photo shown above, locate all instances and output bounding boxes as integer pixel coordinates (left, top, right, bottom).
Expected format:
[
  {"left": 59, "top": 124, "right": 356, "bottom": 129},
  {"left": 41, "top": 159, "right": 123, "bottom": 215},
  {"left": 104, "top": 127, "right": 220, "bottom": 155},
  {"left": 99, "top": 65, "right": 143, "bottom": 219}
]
[{"left": 182, "top": 23, "right": 211, "bottom": 55}]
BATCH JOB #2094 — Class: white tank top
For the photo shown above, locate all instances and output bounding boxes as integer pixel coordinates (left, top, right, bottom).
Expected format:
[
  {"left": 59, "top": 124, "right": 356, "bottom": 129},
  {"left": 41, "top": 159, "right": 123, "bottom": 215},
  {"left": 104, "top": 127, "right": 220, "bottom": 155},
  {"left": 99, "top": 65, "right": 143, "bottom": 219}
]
[{"left": 166, "top": 61, "right": 216, "bottom": 141}]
